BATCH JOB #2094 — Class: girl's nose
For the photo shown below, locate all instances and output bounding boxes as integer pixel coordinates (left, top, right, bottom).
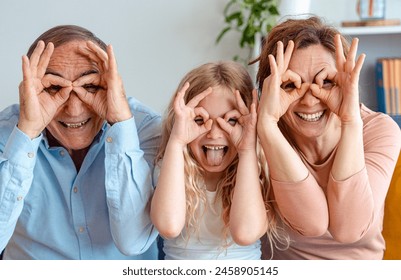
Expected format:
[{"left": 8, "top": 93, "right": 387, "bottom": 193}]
[{"left": 206, "top": 121, "right": 224, "bottom": 139}]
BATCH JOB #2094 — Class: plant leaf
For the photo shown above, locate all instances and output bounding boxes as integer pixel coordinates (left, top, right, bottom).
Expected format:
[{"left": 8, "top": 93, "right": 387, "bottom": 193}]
[{"left": 215, "top": 26, "right": 232, "bottom": 44}]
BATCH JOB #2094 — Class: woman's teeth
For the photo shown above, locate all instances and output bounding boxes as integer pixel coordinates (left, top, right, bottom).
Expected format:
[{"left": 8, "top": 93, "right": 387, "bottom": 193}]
[{"left": 296, "top": 111, "right": 324, "bottom": 122}]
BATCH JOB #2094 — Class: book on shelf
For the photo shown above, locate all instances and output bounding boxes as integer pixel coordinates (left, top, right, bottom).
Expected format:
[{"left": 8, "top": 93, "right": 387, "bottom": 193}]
[{"left": 375, "top": 57, "right": 401, "bottom": 116}]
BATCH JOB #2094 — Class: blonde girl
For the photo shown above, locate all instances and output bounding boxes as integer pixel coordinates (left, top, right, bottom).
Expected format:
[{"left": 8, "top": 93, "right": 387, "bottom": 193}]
[{"left": 151, "top": 61, "right": 283, "bottom": 259}]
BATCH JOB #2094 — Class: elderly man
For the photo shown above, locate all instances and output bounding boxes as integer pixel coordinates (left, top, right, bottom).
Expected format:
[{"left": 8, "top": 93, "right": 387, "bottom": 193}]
[{"left": 0, "top": 25, "right": 160, "bottom": 259}]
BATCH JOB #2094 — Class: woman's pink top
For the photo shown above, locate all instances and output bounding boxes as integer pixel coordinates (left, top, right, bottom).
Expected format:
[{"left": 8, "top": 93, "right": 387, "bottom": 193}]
[{"left": 264, "top": 105, "right": 401, "bottom": 259}]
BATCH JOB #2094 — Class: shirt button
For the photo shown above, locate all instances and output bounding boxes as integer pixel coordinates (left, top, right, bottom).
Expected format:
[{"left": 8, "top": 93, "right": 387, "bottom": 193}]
[
  {"left": 79, "top": 227, "right": 85, "bottom": 233},
  {"left": 59, "top": 150, "right": 65, "bottom": 157},
  {"left": 27, "top": 152, "right": 34, "bottom": 158},
  {"left": 73, "top": 187, "right": 78, "bottom": 193},
  {"left": 106, "top": 137, "right": 113, "bottom": 143},
  {"left": 17, "top": 196, "right": 23, "bottom": 201}
]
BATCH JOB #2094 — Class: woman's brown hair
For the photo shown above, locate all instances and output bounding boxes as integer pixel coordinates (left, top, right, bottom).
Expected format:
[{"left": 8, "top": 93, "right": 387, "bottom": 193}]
[{"left": 256, "top": 16, "right": 351, "bottom": 92}]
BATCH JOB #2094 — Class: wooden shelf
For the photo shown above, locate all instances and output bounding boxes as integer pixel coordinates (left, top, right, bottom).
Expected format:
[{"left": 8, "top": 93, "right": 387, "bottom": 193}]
[{"left": 338, "top": 24, "right": 401, "bottom": 35}]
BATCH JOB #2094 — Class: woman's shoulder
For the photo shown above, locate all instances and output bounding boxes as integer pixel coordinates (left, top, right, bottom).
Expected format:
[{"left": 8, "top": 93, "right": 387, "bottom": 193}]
[
  {"left": 360, "top": 104, "right": 401, "bottom": 149},
  {"left": 361, "top": 104, "right": 400, "bottom": 133}
]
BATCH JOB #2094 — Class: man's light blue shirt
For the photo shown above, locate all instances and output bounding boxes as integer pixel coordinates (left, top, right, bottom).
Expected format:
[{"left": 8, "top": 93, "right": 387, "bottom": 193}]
[{"left": 0, "top": 97, "right": 160, "bottom": 259}]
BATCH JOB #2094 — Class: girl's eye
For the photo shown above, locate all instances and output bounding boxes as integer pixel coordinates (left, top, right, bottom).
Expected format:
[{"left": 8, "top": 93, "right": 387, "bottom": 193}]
[
  {"left": 44, "top": 85, "right": 62, "bottom": 95},
  {"left": 322, "top": 79, "right": 335, "bottom": 90},
  {"left": 227, "top": 118, "right": 237, "bottom": 126},
  {"left": 194, "top": 117, "right": 204, "bottom": 125},
  {"left": 281, "top": 82, "right": 296, "bottom": 92},
  {"left": 83, "top": 84, "right": 101, "bottom": 93}
]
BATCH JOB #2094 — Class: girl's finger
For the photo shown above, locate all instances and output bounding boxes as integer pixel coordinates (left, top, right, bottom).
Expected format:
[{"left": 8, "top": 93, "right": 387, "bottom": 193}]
[
  {"left": 216, "top": 117, "right": 234, "bottom": 134},
  {"left": 175, "top": 82, "right": 190, "bottom": 109},
  {"left": 193, "top": 106, "right": 210, "bottom": 123},
  {"left": 234, "top": 90, "right": 249, "bottom": 116},
  {"left": 224, "top": 109, "right": 241, "bottom": 123},
  {"left": 186, "top": 87, "right": 212, "bottom": 108}
]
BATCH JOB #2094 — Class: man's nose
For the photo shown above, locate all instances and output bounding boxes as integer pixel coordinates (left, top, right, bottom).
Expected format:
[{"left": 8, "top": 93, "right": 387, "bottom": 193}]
[{"left": 63, "top": 92, "right": 86, "bottom": 116}]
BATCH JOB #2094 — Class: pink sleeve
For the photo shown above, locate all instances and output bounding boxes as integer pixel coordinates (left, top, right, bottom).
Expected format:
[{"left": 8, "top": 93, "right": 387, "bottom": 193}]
[
  {"left": 272, "top": 113, "right": 400, "bottom": 242},
  {"left": 327, "top": 114, "right": 401, "bottom": 243},
  {"left": 272, "top": 173, "right": 329, "bottom": 237}
]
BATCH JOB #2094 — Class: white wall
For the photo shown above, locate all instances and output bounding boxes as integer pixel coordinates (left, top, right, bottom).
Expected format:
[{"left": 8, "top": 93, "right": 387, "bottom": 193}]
[{"left": 1, "top": 0, "right": 400, "bottom": 114}]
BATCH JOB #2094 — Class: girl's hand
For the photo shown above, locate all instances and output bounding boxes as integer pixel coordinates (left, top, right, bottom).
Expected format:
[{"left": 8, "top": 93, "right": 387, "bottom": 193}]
[
  {"left": 169, "top": 82, "right": 213, "bottom": 147},
  {"left": 18, "top": 41, "right": 72, "bottom": 139},
  {"left": 258, "top": 40, "right": 305, "bottom": 124},
  {"left": 217, "top": 89, "right": 258, "bottom": 154},
  {"left": 311, "top": 34, "right": 365, "bottom": 123},
  {"left": 73, "top": 41, "right": 132, "bottom": 124}
]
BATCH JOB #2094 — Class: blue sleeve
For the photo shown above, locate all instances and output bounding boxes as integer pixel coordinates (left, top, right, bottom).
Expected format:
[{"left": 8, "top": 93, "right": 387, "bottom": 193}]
[
  {"left": 0, "top": 126, "right": 41, "bottom": 250},
  {"left": 104, "top": 113, "right": 161, "bottom": 255}
]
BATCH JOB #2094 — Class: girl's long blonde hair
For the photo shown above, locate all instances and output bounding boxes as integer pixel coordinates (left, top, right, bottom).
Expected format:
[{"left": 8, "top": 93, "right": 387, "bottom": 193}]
[{"left": 156, "top": 61, "right": 287, "bottom": 253}]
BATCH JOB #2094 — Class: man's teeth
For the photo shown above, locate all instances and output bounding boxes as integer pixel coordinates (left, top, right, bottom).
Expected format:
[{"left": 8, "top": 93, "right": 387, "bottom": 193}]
[
  {"left": 296, "top": 111, "right": 324, "bottom": 122},
  {"left": 204, "top": 145, "right": 225, "bottom": 150},
  {"left": 62, "top": 119, "right": 89, "bottom": 128}
]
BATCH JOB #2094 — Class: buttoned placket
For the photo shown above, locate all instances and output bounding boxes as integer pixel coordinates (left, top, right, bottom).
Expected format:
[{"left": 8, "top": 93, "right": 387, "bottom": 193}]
[{"left": 58, "top": 147, "right": 93, "bottom": 259}]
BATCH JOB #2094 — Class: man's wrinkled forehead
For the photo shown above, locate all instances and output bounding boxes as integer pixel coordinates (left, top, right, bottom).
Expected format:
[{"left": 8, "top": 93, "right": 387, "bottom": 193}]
[{"left": 46, "top": 42, "right": 100, "bottom": 80}]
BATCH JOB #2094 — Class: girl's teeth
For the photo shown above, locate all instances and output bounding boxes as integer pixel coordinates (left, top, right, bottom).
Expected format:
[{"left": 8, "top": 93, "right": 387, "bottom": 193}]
[
  {"left": 204, "top": 145, "right": 225, "bottom": 150},
  {"left": 296, "top": 111, "right": 324, "bottom": 122}
]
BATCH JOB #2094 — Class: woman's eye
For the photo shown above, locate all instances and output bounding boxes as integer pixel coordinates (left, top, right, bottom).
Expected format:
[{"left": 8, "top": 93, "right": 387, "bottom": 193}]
[
  {"left": 322, "top": 79, "right": 335, "bottom": 90},
  {"left": 281, "top": 82, "right": 296, "bottom": 91},
  {"left": 44, "top": 85, "right": 62, "bottom": 95},
  {"left": 194, "top": 117, "right": 204, "bottom": 125},
  {"left": 83, "top": 84, "right": 101, "bottom": 93},
  {"left": 227, "top": 118, "right": 237, "bottom": 126}
]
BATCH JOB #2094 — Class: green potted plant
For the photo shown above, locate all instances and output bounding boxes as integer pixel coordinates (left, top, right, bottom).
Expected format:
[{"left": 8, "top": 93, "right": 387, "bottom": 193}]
[{"left": 216, "top": 0, "right": 280, "bottom": 64}]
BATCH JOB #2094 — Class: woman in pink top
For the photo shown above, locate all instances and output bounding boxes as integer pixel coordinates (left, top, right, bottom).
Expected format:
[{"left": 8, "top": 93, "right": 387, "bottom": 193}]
[{"left": 256, "top": 16, "right": 401, "bottom": 259}]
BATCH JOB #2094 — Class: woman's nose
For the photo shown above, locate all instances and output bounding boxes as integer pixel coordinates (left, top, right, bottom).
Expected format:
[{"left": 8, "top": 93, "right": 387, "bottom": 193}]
[{"left": 300, "top": 87, "right": 320, "bottom": 107}]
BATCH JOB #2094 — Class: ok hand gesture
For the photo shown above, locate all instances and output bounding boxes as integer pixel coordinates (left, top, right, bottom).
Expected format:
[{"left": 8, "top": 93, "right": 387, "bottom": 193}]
[
  {"left": 18, "top": 41, "right": 72, "bottom": 139},
  {"left": 311, "top": 34, "right": 365, "bottom": 123},
  {"left": 258, "top": 40, "right": 306, "bottom": 125},
  {"left": 217, "top": 89, "right": 258, "bottom": 154},
  {"left": 73, "top": 41, "right": 132, "bottom": 124},
  {"left": 169, "top": 82, "right": 213, "bottom": 147}
]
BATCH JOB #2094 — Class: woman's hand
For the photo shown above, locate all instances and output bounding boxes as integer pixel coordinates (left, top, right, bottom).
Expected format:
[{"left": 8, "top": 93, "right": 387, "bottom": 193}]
[
  {"left": 217, "top": 89, "right": 258, "bottom": 155},
  {"left": 258, "top": 40, "right": 304, "bottom": 125},
  {"left": 169, "top": 82, "right": 213, "bottom": 147},
  {"left": 18, "top": 41, "right": 72, "bottom": 139},
  {"left": 73, "top": 41, "right": 132, "bottom": 124},
  {"left": 311, "top": 34, "right": 366, "bottom": 124}
]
